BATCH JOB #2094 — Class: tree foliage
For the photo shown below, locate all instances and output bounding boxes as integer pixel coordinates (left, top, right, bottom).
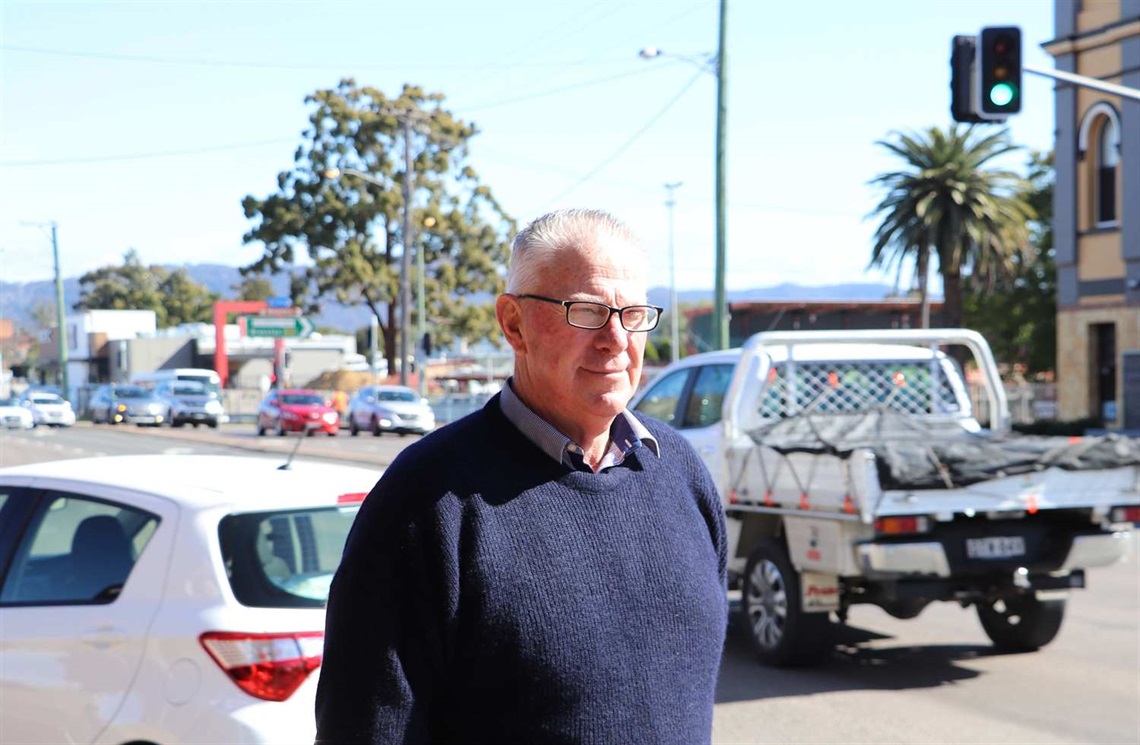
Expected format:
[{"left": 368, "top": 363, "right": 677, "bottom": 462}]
[
  {"left": 232, "top": 276, "right": 276, "bottom": 302},
  {"left": 868, "top": 125, "right": 1036, "bottom": 329},
  {"left": 241, "top": 79, "right": 515, "bottom": 371},
  {"left": 962, "top": 151, "right": 1056, "bottom": 374},
  {"left": 74, "top": 249, "right": 219, "bottom": 327}
]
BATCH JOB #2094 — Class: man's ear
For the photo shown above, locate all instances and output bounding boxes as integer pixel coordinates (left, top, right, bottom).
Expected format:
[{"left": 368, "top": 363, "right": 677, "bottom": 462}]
[{"left": 496, "top": 294, "right": 526, "bottom": 353}]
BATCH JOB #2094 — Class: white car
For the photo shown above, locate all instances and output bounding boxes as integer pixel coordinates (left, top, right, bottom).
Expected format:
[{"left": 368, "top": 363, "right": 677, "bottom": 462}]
[
  {"left": 22, "top": 391, "right": 77, "bottom": 427},
  {"left": 0, "top": 454, "right": 380, "bottom": 744},
  {"left": 0, "top": 396, "right": 35, "bottom": 429}
]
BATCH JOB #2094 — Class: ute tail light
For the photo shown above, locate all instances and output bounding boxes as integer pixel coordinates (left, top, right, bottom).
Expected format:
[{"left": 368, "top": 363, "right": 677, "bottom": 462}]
[
  {"left": 1110, "top": 505, "right": 1140, "bottom": 525},
  {"left": 199, "top": 631, "right": 323, "bottom": 702},
  {"left": 337, "top": 492, "right": 367, "bottom": 504},
  {"left": 874, "top": 515, "right": 932, "bottom": 535}
]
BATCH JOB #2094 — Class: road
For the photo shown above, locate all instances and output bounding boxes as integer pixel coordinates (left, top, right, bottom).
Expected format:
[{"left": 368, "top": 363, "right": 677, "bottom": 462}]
[{"left": 2, "top": 424, "right": 1138, "bottom": 744}]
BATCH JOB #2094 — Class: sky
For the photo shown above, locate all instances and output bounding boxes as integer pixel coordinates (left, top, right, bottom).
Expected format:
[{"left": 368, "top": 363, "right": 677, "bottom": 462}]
[{"left": 0, "top": 0, "right": 1059, "bottom": 299}]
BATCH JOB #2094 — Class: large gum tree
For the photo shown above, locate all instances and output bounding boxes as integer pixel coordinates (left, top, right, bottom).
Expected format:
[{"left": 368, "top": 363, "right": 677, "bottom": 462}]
[
  {"left": 242, "top": 79, "right": 515, "bottom": 372},
  {"left": 867, "top": 124, "right": 1035, "bottom": 329}
]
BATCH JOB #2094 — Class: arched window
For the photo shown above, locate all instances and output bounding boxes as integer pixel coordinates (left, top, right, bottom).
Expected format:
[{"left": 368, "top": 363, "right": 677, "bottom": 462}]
[
  {"left": 1078, "top": 102, "right": 1121, "bottom": 228},
  {"left": 1096, "top": 117, "right": 1118, "bottom": 225}
]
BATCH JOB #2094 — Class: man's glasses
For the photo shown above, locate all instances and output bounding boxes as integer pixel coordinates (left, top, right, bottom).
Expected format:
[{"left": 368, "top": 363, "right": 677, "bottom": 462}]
[{"left": 515, "top": 294, "right": 662, "bottom": 332}]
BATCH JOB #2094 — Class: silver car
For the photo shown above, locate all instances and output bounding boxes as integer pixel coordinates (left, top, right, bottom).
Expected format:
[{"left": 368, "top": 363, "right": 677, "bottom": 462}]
[
  {"left": 89, "top": 384, "right": 167, "bottom": 426},
  {"left": 154, "top": 380, "right": 227, "bottom": 428},
  {"left": 346, "top": 385, "right": 435, "bottom": 437}
]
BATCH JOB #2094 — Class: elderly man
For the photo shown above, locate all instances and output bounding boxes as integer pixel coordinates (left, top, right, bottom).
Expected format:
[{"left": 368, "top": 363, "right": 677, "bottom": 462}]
[{"left": 316, "top": 208, "right": 726, "bottom": 744}]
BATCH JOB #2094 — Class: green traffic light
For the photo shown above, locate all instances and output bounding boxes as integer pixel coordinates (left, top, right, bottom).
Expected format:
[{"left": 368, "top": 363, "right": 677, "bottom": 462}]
[{"left": 989, "top": 82, "right": 1016, "bottom": 107}]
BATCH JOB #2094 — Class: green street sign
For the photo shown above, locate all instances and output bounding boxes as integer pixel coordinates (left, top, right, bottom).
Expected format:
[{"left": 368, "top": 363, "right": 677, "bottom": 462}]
[{"left": 243, "top": 315, "right": 315, "bottom": 338}]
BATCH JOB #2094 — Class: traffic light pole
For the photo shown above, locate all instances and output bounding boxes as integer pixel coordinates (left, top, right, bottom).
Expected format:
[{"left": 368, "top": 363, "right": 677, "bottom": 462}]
[{"left": 1023, "top": 64, "right": 1140, "bottom": 101}]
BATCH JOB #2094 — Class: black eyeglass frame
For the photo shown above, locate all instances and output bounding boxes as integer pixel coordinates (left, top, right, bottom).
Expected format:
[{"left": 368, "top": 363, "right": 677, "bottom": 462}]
[{"left": 513, "top": 293, "right": 663, "bottom": 332}]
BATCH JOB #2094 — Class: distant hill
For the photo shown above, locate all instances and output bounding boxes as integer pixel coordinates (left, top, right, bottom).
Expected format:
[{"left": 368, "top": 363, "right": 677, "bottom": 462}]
[{"left": 1, "top": 264, "right": 904, "bottom": 333}]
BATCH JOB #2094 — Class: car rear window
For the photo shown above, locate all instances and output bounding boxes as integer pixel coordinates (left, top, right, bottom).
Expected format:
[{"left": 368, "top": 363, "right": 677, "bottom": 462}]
[{"left": 218, "top": 505, "right": 359, "bottom": 608}]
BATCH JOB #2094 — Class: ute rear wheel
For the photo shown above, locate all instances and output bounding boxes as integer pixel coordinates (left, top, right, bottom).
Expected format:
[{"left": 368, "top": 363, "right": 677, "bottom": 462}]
[
  {"left": 976, "top": 594, "right": 1066, "bottom": 651},
  {"left": 739, "top": 539, "right": 832, "bottom": 667}
]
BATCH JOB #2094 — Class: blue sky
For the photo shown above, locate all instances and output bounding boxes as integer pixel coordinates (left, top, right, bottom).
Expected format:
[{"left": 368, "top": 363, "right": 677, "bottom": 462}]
[{"left": 1, "top": 0, "right": 1057, "bottom": 298}]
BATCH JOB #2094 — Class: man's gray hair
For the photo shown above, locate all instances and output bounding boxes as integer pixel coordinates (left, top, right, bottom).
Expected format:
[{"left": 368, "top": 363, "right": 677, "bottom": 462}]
[{"left": 506, "top": 208, "right": 647, "bottom": 294}]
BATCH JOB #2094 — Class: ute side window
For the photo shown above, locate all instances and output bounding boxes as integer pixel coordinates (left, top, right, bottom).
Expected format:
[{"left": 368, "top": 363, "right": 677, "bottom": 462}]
[
  {"left": 634, "top": 369, "right": 692, "bottom": 426},
  {"left": 682, "top": 364, "right": 736, "bottom": 428}
]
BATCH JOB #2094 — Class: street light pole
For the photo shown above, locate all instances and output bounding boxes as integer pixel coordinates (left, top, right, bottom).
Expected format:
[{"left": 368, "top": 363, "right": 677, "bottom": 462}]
[{"left": 664, "top": 182, "right": 683, "bottom": 362}]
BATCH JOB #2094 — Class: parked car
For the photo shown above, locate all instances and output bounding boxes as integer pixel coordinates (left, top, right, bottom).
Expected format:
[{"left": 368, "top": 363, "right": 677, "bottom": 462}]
[
  {"left": 89, "top": 384, "right": 167, "bottom": 426},
  {"left": 0, "top": 454, "right": 377, "bottom": 744},
  {"left": 154, "top": 380, "right": 228, "bottom": 428},
  {"left": 346, "top": 384, "right": 436, "bottom": 437},
  {"left": 21, "top": 391, "right": 76, "bottom": 427},
  {"left": 256, "top": 389, "right": 339, "bottom": 437},
  {"left": 0, "top": 397, "right": 35, "bottom": 430}
]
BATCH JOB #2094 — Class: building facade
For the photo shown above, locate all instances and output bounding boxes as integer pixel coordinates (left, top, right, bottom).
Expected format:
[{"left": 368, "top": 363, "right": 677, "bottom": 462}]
[{"left": 1045, "top": 0, "right": 1140, "bottom": 429}]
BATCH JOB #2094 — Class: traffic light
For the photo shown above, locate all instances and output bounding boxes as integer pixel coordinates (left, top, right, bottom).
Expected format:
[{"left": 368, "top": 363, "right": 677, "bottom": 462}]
[
  {"left": 950, "top": 35, "right": 985, "bottom": 124},
  {"left": 976, "top": 26, "right": 1022, "bottom": 119}
]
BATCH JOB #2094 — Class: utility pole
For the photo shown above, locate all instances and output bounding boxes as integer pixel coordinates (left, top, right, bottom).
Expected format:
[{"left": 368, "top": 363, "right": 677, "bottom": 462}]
[
  {"left": 22, "top": 221, "right": 69, "bottom": 399},
  {"left": 399, "top": 117, "right": 414, "bottom": 387},
  {"left": 50, "top": 222, "right": 69, "bottom": 400},
  {"left": 664, "top": 182, "right": 683, "bottom": 362},
  {"left": 713, "top": 0, "right": 729, "bottom": 350}
]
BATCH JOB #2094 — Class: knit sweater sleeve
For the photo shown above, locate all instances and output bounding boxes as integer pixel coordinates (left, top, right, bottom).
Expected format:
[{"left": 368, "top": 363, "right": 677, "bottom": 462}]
[{"left": 314, "top": 437, "right": 461, "bottom": 744}]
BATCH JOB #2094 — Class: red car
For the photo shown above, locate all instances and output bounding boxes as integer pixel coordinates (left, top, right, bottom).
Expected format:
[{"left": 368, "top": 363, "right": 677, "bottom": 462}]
[{"left": 256, "top": 389, "right": 340, "bottom": 436}]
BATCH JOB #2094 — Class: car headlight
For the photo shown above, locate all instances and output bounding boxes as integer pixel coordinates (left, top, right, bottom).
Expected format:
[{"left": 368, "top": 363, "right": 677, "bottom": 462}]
[
  {"left": 116, "top": 403, "right": 127, "bottom": 413},
  {"left": 322, "top": 412, "right": 339, "bottom": 423},
  {"left": 205, "top": 400, "right": 224, "bottom": 413}
]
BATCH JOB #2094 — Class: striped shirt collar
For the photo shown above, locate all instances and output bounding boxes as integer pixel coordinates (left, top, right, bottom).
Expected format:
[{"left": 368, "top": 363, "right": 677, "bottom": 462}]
[{"left": 499, "top": 377, "right": 660, "bottom": 472}]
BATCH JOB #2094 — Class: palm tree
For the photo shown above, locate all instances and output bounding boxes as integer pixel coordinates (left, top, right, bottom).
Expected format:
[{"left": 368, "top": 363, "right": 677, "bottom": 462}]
[{"left": 868, "top": 125, "right": 1036, "bottom": 328}]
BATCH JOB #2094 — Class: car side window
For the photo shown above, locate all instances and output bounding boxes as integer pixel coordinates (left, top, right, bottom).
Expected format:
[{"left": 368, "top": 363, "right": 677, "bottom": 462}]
[
  {"left": 681, "top": 363, "right": 736, "bottom": 428},
  {"left": 634, "top": 369, "right": 692, "bottom": 425},
  {"left": 0, "top": 492, "right": 159, "bottom": 606}
]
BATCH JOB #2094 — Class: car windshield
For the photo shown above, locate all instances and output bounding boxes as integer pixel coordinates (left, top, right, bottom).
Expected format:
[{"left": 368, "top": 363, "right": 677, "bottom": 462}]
[
  {"left": 29, "top": 394, "right": 64, "bottom": 405},
  {"left": 0, "top": 398, "right": 20, "bottom": 407},
  {"left": 171, "top": 383, "right": 207, "bottom": 396},
  {"left": 281, "top": 394, "right": 324, "bottom": 406},
  {"left": 218, "top": 505, "right": 361, "bottom": 608},
  {"left": 376, "top": 389, "right": 418, "bottom": 402},
  {"left": 115, "top": 386, "right": 151, "bottom": 399}
]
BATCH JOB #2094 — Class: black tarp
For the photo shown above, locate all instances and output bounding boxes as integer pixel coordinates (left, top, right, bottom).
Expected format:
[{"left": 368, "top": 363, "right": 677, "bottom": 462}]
[{"left": 746, "top": 410, "right": 1140, "bottom": 490}]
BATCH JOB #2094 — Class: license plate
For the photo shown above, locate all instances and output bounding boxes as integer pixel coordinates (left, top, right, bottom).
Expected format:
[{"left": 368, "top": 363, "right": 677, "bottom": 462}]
[{"left": 966, "top": 536, "right": 1026, "bottom": 559}]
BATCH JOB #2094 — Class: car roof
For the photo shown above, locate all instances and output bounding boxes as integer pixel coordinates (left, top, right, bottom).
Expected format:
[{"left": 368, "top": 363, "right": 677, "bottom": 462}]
[{"left": 0, "top": 455, "right": 379, "bottom": 512}]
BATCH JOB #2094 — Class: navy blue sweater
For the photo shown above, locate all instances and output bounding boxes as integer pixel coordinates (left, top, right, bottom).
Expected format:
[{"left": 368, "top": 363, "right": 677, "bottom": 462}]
[{"left": 315, "top": 396, "right": 727, "bottom": 744}]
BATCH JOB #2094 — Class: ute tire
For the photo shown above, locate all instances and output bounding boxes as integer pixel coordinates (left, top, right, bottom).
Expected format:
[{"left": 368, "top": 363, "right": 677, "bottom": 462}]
[
  {"left": 977, "top": 594, "right": 1066, "bottom": 651},
  {"left": 739, "top": 538, "right": 832, "bottom": 667}
]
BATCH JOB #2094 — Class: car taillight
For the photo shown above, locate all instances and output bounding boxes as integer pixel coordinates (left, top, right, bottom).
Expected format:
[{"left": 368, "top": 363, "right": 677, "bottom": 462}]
[
  {"left": 337, "top": 492, "right": 367, "bottom": 504},
  {"left": 1110, "top": 505, "right": 1140, "bottom": 525},
  {"left": 199, "top": 631, "right": 323, "bottom": 702},
  {"left": 874, "top": 515, "right": 932, "bottom": 535}
]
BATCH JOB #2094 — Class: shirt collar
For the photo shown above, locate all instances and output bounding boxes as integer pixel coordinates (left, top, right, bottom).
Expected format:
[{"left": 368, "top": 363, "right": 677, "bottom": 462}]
[{"left": 499, "top": 377, "right": 660, "bottom": 471}]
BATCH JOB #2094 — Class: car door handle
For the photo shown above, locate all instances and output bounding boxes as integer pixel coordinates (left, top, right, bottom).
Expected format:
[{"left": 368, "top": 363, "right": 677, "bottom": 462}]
[{"left": 81, "top": 625, "right": 129, "bottom": 649}]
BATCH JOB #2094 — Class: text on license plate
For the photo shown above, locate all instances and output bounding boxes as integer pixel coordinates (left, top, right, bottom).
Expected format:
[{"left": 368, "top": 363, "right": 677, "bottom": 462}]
[{"left": 966, "top": 536, "right": 1026, "bottom": 559}]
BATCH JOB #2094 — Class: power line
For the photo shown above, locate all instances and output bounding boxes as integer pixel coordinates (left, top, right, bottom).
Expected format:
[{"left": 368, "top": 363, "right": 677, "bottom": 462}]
[
  {"left": 459, "top": 65, "right": 660, "bottom": 111},
  {"left": 538, "top": 69, "right": 705, "bottom": 209},
  {"left": 0, "top": 44, "right": 633, "bottom": 71},
  {"left": 0, "top": 138, "right": 295, "bottom": 167}
]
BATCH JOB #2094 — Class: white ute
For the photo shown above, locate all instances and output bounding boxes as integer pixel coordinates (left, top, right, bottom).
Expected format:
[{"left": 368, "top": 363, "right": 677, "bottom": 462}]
[{"left": 632, "top": 328, "right": 1140, "bottom": 666}]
